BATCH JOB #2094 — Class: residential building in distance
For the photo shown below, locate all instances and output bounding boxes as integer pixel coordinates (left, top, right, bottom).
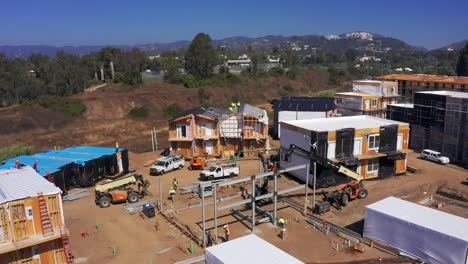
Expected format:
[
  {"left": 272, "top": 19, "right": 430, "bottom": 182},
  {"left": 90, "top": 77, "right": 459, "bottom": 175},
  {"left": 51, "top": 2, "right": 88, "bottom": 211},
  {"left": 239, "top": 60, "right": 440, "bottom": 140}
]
[
  {"left": 168, "top": 104, "right": 269, "bottom": 158},
  {"left": 280, "top": 116, "right": 410, "bottom": 187},
  {"left": 387, "top": 91, "right": 468, "bottom": 167},
  {"left": 0, "top": 166, "right": 72, "bottom": 264},
  {"left": 271, "top": 96, "right": 337, "bottom": 139},
  {"left": 376, "top": 73, "right": 468, "bottom": 102},
  {"left": 335, "top": 80, "right": 399, "bottom": 118}
]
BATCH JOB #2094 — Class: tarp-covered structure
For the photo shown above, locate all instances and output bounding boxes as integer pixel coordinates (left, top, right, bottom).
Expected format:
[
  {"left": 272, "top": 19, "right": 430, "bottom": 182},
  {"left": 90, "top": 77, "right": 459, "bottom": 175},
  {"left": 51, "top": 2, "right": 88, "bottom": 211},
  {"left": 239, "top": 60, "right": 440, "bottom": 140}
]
[
  {"left": 364, "top": 196, "right": 468, "bottom": 264},
  {"left": 0, "top": 146, "right": 129, "bottom": 192},
  {"left": 205, "top": 234, "right": 304, "bottom": 264}
]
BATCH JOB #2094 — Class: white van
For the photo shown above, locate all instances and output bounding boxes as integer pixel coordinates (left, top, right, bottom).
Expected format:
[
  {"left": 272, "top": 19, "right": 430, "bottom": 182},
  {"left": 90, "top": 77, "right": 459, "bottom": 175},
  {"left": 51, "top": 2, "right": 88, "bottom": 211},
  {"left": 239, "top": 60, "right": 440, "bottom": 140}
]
[{"left": 420, "top": 149, "right": 450, "bottom": 164}]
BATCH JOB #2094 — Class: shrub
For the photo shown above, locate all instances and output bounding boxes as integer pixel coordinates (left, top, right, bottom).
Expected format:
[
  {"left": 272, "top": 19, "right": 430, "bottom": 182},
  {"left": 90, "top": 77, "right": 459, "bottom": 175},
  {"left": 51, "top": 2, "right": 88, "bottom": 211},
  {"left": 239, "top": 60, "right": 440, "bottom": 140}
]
[
  {"left": 283, "top": 84, "right": 294, "bottom": 92},
  {"left": 114, "top": 72, "right": 143, "bottom": 85},
  {"left": 315, "top": 89, "right": 336, "bottom": 97},
  {"left": 129, "top": 107, "right": 149, "bottom": 118},
  {"left": 163, "top": 104, "right": 182, "bottom": 118},
  {"left": 180, "top": 74, "right": 200, "bottom": 88},
  {"left": 0, "top": 144, "right": 34, "bottom": 162},
  {"left": 268, "top": 67, "right": 284, "bottom": 77},
  {"left": 37, "top": 97, "right": 86, "bottom": 117},
  {"left": 286, "top": 67, "right": 300, "bottom": 80}
]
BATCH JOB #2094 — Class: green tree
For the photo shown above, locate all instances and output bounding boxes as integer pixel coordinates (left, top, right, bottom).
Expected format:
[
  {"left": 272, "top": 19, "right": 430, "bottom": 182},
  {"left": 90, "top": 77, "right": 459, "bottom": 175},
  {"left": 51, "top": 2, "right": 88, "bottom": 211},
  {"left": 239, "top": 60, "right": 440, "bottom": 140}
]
[
  {"left": 456, "top": 43, "right": 468, "bottom": 76},
  {"left": 185, "top": 33, "right": 218, "bottom": 79}
]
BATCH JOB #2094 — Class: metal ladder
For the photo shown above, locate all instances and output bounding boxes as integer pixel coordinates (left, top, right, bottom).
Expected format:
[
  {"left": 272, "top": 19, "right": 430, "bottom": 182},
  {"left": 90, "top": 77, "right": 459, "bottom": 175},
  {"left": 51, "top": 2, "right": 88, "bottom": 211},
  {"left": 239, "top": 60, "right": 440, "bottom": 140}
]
[
  {"left": 60, "top": 228, "right": 74, "bottom": 264},
  {"left": 37, "top": 192, "right": 54, "bottom": 237}
]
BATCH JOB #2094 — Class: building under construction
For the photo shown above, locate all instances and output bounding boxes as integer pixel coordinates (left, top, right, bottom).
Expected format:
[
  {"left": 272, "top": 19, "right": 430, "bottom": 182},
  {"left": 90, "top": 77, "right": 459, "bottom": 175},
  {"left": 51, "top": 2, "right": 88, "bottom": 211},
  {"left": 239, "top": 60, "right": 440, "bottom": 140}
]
[
  {"left": 0, "top": 166, "right": 72, "bottom": 264},
  {"left": 387, "top": 91, "right": 468, "bottom": 167},
  {"left": 0, "top": 146, "right": 129, "bottom": 192}
]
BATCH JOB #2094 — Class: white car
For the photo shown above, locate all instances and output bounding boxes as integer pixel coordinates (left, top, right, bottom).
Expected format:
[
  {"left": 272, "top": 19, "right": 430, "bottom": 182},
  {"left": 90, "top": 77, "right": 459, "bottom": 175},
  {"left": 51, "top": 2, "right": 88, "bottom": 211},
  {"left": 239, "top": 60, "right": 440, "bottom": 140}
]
[{"left": 420, "top": 149, "right": 450, "bottom": 165}]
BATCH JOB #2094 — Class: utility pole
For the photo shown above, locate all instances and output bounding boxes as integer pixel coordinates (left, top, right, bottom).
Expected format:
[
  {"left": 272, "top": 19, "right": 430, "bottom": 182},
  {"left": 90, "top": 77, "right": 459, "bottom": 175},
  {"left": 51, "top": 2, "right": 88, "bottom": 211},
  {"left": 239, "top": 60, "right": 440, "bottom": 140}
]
[
  {"left": 304, "top": 163, "right": 309, "bottom": 215},
  {"left": 201, "top": 183, "right": 206, "bottom": 247},
  {"left": 313, "top": 162, "right": 317, "bottom": 209},
  {"left": 154, "top": 127, "right": 158, "bottom": 151},
  {"left": 110, "top": 61, "right": 115, "bottom": 80}
]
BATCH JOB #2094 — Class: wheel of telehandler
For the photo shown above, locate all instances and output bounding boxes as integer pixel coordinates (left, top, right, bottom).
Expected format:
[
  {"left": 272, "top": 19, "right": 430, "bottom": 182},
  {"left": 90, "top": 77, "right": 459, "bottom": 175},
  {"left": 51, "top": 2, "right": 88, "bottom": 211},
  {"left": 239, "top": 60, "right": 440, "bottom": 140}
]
[
  {"left": 358, "top": 189, "right": 368, "bottom": 199},
  {"left": 341, "top": 194, "right": 349, "bottom": 206},
  {"left": 127, "top": 192, "right": 139, "bottom": 203},
  {"left": 99, "top": 197, "right": 111, "bottom": 208}
]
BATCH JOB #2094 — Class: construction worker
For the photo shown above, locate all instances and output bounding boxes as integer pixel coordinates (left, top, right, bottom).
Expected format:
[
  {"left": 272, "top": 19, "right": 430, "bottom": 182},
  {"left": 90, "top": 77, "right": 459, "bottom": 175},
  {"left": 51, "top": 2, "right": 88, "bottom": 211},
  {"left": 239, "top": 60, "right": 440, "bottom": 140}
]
[
  {"left": 115, "top": 142, "right": 119, "bottom": 153},
  {"left": 172, "top": 178, "right": 179, "bottom": 190},
  {"left": 278, "top": 217, "right": 286, "bottom": 228},
  {"left": 168, "top": 187, "right": 176, "bottom": 203},
  {"left": 14, "top": 160, "right": 21, "bottom": 169},
  {"left": 206, "top": 230, "right": 214, "bottom": 247},
  {"left": 223, "top": 224, "right": 230, "bottom": 242},
  {"left": 32, "top": 160, "right": 38, "bottom": 171}
]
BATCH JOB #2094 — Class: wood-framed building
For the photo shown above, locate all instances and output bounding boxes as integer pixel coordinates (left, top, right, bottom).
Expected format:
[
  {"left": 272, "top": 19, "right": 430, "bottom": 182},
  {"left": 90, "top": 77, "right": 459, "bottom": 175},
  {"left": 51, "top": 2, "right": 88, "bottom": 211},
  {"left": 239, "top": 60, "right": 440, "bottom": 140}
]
[
  {"left": 168, "top": 104, "right": 269, "bottom": 158},
  {"left": 0, "top": 166, "right": 71, "bottom": 264}
]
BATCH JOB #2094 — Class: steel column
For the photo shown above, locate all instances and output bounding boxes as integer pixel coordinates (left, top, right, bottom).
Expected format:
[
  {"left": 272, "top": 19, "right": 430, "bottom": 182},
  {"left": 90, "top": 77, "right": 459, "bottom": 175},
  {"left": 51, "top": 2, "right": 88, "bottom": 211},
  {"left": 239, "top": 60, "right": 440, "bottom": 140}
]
[
  {"left": 313, "top": 162, "right": 317, "bottom": 209},
  {"left": 304, "top": 163, "right": 309, "bottom": 215},
  {"left": 273, "top": 169, "right": 278, "bottom": 225},
  {"left": 213, "top": 184, "right": 218, "bottom": 242},
  {"left": 251, "top": 176, "right": 256, "bottom": 232}
]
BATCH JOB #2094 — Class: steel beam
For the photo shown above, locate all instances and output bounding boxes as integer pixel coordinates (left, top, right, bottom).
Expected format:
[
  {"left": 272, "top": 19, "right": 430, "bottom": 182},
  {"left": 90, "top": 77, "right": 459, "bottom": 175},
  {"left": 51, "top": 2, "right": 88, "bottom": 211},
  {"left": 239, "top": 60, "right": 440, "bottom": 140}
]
[
  {"left": 278, "top": 185, "right": 305, "bottom": 195},
  {"left": 277, "top": 164, "right": 308, "bottom": 173}
]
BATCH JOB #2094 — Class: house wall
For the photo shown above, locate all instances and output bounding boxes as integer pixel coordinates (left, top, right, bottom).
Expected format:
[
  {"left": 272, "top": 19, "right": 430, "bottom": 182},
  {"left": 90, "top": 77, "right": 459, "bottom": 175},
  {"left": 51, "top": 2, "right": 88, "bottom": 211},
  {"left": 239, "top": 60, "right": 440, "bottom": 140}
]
[
  {"left": 169, "top": 116, "right": 194, "bottom": 140},
  {"left": 280, "top": 121, "right": 409, "bottom": 185},
  {"left": 0, "top": 194, "right": 66, "bottom": 263},
  {"left": 0, "top": 239, "right": 66, "bottom": 264}
]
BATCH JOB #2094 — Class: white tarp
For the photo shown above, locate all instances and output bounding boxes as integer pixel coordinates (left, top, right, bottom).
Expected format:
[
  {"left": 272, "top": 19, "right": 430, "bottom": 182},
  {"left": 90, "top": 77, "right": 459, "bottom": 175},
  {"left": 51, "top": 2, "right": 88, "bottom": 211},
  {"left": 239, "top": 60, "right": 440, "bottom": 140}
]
[
  {"left": 364, "top": 196, "right": 468, "bottom": 264},
  {"left": 205, "top": 234, "right": 304, "bottom": 264}
]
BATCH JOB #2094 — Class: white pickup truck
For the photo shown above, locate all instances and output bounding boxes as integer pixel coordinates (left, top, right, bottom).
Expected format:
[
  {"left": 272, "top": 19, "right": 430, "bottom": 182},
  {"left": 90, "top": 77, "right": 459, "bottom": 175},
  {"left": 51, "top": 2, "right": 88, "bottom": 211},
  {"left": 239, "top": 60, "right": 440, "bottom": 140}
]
[
  {"left": 150, "top": 154, "right": 185, "bottom": 176},
  {"left": 200, "top": 163, "right": 240, "bottom": 181}
]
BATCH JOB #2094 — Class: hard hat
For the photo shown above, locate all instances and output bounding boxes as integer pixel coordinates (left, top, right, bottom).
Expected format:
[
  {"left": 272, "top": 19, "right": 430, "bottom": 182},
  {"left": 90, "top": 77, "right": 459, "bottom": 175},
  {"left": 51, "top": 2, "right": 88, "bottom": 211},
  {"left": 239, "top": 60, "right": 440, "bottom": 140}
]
[{"left": 224, "top": 224, "right": 228, "bottom": 228}]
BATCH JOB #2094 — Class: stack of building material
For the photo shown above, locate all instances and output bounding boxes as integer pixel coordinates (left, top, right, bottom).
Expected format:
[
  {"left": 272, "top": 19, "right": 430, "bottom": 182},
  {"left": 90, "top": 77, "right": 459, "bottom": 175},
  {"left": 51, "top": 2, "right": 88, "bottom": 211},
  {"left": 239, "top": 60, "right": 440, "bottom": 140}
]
[
  {"left": 364, "top": 196, "right": 468, "bottom": 264},
  {"left": 0, "top": 146, "right": 129, "bottom": 191}
]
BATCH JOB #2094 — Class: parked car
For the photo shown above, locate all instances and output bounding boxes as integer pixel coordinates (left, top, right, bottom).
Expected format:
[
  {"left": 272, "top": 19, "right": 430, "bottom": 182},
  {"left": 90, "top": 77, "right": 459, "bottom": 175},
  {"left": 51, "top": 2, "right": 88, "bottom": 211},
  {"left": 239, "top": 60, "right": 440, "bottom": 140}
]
[
  {"left": 200, "top": 163, "right": 240, "bottom": 181},
  {"left": 420, "top": 149, "right": 450, "bottom": 164},
  {"left": 149, "top": 154, "right": 185, "bottom": 175}
]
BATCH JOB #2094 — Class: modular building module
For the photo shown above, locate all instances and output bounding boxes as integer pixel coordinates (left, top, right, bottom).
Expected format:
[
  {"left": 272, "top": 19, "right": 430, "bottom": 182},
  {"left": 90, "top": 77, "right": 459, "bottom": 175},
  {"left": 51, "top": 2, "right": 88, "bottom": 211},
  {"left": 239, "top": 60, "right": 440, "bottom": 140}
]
[{"left": 280, "top": 116, "right": 410, "bottom": 186}]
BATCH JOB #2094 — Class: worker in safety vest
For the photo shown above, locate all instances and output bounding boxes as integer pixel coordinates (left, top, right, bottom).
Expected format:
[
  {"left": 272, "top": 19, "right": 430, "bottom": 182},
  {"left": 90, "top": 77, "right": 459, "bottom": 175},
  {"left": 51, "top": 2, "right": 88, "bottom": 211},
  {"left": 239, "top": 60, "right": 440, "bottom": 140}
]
[
  {"left": 206, "top": 230, "right": 214, "bottom": 247},
  {"left": 223, "top": 224, "right": 230, "bottom": 241},
  {"left": 278, "top": 217, "right": 286, "bottom": 228},
  {"left": 14, "top": 160, "right": 21, "bottom": 169},
  {"left": 115, "top": 142, "right": 119, "bottom": 153},
  {"left": 172, "top": 178, "right": 179, "bottom": 190},
  {"left": 168, "top": 187, "right": 176, "bottom": 202}
]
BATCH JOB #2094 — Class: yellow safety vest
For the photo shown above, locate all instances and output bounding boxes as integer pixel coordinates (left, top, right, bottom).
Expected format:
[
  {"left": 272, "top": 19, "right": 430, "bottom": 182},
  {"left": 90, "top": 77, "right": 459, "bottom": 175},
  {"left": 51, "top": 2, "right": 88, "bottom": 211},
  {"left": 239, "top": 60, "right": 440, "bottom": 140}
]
[
  {"left": 173, "top": 180, "right": 178, "bottom": 185},
  {"left": 278, "top": 218, "right": 285, "bottom": 224},
  {"left": 169, "top": 190, "right": 176, "bottom": 195}
]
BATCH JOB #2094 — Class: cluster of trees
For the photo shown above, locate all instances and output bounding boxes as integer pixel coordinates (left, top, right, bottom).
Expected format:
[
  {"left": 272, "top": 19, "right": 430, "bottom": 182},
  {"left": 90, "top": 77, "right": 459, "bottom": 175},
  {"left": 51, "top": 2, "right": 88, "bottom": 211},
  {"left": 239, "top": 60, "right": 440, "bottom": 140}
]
[
  {"left": 0, "top": 48, "right": 149, "bottom": 106},
  {"left": 456, "top": 42, "right": 468, "bottom": 76}
]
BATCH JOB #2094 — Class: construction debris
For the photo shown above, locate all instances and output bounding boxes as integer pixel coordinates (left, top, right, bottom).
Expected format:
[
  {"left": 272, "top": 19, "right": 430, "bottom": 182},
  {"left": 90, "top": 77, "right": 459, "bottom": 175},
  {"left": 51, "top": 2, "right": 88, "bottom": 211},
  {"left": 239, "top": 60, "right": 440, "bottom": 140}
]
[
  {"left": 63, "top": 189, "right": 90, "bottom": 201},
  {"left": 156, "top": 247, "right": 174, "bottom": 255}
]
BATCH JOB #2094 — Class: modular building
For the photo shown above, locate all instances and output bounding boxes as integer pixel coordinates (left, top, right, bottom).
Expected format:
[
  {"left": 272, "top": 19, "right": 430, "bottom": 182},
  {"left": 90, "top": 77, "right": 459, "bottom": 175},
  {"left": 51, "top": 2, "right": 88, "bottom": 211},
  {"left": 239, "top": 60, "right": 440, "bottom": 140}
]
[
  {"left": 280, "top": 116, "right": 410, "bottom": 187},
  {"left": 364, "top": 197, "right": 468, "bottom": 264},
  {"left": 271, "top": 97, "right": 337, "bottom": 139},
  {"left": 0, "top": 166, "right": 71, "bottom": 264},
  {"left": 205, "top": 234, "right": 304, "bottom": 264},
  {"left": 0, "top": 146, "right": 129, "bottom": 192}
]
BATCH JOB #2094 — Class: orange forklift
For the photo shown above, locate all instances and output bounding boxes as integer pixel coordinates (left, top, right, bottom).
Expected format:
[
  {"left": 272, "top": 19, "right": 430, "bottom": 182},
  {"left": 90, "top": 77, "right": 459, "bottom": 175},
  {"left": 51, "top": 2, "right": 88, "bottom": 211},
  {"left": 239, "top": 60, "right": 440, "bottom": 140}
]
[{"left": 188, "top": 153, "right": 211, "bottom": 170}]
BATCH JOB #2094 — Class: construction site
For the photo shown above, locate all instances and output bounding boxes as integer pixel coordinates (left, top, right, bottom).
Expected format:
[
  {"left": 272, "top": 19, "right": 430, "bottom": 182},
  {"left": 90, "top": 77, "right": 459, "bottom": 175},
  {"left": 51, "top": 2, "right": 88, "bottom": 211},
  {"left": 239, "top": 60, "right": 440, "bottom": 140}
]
[
  {"left": 33, "top": 146, "right": 463, "bottom": 264},
  {"left": 0, "top": 88, "right": 467, "bottom": 264}
]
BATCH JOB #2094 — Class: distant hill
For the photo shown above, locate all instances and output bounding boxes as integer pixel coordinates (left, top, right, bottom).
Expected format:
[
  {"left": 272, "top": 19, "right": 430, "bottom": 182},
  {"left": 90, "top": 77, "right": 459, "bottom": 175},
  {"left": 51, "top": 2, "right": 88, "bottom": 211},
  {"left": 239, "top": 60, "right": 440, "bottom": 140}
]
[
  {"left": 439, "top": 40, "right": 468, "bottom": 50},
  {"left": 0, "top": 31, "right": 442, "bottom": 58}
]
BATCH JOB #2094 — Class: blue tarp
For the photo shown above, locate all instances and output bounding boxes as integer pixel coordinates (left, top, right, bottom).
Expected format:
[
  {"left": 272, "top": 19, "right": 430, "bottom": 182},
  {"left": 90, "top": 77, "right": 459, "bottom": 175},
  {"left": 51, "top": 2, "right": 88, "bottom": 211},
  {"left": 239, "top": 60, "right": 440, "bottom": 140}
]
[{"left": 0, "top": 146, "right": 124, "bottom": 177}]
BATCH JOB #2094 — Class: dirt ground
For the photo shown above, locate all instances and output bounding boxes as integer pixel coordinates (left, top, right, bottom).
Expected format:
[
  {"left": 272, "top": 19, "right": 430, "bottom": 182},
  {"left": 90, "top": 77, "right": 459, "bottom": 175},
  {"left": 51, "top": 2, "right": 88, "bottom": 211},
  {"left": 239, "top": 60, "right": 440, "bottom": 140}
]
[{"left": 62, "top": 150, "right": 467, "bottom": 264}]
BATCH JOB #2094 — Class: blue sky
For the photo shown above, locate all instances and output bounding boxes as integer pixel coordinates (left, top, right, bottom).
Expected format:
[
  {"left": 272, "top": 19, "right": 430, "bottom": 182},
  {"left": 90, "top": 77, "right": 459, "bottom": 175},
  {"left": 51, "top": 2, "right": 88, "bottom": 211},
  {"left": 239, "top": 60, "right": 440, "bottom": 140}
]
[{"left": 1, "top": 0, "right": 467, "bottom": 49}]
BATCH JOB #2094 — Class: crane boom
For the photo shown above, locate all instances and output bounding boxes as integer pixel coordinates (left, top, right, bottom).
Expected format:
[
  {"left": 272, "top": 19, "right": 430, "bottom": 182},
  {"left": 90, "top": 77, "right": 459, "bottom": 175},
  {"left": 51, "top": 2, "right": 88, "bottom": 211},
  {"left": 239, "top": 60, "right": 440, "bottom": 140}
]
[{"left": 284, "top": 144, "right": 363, "bottom": 182}]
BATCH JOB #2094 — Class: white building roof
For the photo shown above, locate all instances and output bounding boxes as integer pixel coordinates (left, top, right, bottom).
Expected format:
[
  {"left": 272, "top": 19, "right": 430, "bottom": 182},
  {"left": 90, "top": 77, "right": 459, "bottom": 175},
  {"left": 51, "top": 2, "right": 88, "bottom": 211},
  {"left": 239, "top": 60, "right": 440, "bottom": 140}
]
[
  {"left": 335, "top": 92, "right": 369, "bottom": 97},
  {"left": 388, "top": 103, "right": 414, "bottom": 108},
  {"left": 0, "top": 166, "right": 61, "bottom": 204},
  {"left": 366, "top": 197, "right": 468, "bottom": 242},
  {"left": 205, "top": 234, "right": 304, "bottom": 264},
  {"left": 417, "top": 90, "right": 468, "bottom": 99},
  {"left": 282, "top": 115, "right": 407, "bottom": 132}
]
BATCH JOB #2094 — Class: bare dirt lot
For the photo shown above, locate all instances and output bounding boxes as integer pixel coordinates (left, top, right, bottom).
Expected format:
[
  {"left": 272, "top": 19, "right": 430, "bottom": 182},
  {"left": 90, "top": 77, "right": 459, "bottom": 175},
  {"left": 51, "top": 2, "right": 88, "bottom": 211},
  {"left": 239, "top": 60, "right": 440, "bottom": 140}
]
[{"left": 63, "top": 150, "right": 467, "bottom": 264}]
